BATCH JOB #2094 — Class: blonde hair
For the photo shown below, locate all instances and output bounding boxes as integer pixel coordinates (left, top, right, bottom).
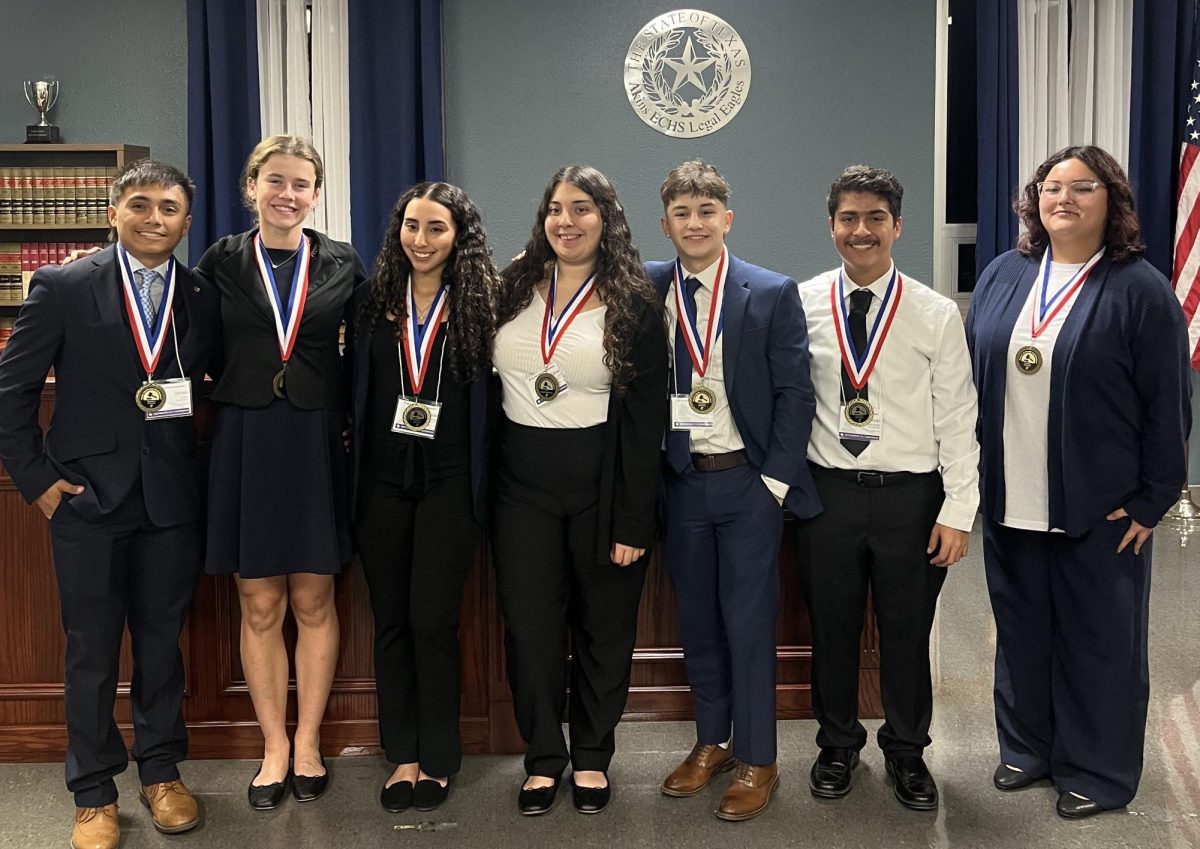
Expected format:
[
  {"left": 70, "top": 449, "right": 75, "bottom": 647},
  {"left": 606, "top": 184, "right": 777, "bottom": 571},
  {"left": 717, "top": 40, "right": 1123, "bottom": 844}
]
[{"left": 240, "top": 134, "right": 324, "bottom": 212}]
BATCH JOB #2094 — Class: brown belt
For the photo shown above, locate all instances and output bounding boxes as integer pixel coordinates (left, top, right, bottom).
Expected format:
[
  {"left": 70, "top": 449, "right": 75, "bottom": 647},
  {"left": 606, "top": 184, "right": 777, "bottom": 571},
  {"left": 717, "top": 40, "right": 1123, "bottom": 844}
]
[{"left": 691, "top": 450, "right": 750, "bottom": 473}]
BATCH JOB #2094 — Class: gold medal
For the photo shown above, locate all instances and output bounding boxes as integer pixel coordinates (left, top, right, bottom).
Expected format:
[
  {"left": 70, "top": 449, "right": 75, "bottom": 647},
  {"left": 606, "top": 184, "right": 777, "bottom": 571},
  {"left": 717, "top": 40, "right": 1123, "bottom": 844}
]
[
  {"left": 402, "top": 402, "right": 431, "bottom": 430},
  {"left": 534, "top": 371, "right": 560, "bottom": 402},
  {"left": 844, "top": 397, "right": 875, "bottom": 426},
  {"left": 1015, "top": 345, "right": 1042, "bottom": 375},
  {"left": 135, "top": 381, "right": 166, "bottom": 414},
  {"left": 272, "top": 368, "right": 287, "bottom": 399},
  {"left": 687, "top": 385, "right": 715, "bottom": 415}
]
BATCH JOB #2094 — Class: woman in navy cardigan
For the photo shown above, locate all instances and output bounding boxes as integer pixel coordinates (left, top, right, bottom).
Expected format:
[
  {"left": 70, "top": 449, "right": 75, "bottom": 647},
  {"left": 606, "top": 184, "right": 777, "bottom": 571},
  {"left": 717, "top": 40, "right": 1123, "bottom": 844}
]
[
  {"left": 966, "top": 145, "right": 1191, "bottom": 819},
  {"left": 346, "top": 182, "right": 498, "bottom": 813}
]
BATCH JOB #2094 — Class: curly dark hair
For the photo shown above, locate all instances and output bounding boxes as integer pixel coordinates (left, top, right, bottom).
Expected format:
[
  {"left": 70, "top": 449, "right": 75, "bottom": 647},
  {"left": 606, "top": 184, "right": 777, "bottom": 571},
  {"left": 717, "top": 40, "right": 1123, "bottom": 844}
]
[
  {"left": 497, "top": 165, "right": 662, "bottom": 393},
  {"left": 1015, "top": 145, "right": 1145, "bottom": 263},
  {"left": 358, "top": 182, "right": 499, "bottom": 381}
]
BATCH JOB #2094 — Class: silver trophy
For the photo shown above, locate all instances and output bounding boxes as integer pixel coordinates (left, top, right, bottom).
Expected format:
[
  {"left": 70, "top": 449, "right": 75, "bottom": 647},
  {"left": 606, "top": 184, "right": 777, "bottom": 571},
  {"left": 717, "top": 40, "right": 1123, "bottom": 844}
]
[{"left": 23, "top": 79, "right": 61, "bottom": 143}]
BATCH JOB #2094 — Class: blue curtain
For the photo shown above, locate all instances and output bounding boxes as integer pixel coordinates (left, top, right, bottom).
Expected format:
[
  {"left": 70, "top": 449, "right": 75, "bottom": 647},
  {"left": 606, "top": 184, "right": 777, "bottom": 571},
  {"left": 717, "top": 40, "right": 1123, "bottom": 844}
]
[
  {"left": 186, "top": 0, "right": 261, "bottom": 266},
  {"left": 348, "top": 0, "right": 445, "bottom": 273},
  {"left": 1128, "top": 0, "right": 1194, "bottom": 277},
  {"left": 976, "top": 0, "right": 1020, "bottom": 279}
]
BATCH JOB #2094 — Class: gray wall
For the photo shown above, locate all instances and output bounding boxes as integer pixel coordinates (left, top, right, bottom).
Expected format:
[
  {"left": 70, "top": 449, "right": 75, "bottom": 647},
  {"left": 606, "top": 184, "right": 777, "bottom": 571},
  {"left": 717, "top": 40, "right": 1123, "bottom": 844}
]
[
  {"left": 443, "top": 0, "right": 937, "bottom": 284},
  {"left": 0, "top": 1, "right": 187, "bottom": 171}
]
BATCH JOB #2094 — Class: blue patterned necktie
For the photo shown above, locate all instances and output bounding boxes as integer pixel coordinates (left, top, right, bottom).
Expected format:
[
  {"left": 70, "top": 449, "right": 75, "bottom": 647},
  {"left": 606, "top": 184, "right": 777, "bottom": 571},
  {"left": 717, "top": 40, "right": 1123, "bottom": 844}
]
[
  {"left": 135, "top": 268, "right": 159, "bottom": 329},
  {"left": 666, "top": 276, "right": 705, "bottom": 474}
]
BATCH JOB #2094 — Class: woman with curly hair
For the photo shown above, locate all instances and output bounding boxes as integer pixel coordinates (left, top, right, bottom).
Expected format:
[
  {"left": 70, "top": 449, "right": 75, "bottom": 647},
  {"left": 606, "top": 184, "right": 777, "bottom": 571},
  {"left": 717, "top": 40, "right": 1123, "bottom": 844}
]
[
  {"left": 967, "top": 145, "right": 1190, "bottom": 818},
  {"left": 492, "top": 165, "right": 668, "bottom": 815},
  {"left": 347, "top": 182, "right": 498, "bottom": 813}
]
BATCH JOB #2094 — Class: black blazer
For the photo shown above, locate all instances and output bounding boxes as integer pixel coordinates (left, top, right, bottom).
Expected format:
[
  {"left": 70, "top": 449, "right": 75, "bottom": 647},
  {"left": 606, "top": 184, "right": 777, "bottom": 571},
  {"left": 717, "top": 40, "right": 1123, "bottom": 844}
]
[
  {"left": 593, "top": 300, "right": 670, "bottom": 564},
  {"left": 0, "top": 246, "right": 214, "bottom": 526},
  {"left": 195, "top": 228, "right": 365, "bottom": 410},
  {"left": 345, "top": 281, "right": 493, "bottom": 525}
]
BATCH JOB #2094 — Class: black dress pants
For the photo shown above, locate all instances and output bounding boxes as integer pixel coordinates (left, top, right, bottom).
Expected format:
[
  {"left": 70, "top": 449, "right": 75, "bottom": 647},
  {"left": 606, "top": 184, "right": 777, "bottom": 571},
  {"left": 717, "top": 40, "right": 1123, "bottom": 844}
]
[
  {"left": 796, "top": 467, "right": 946, "bottom": 756},
  {"left": 491, "top": 421, "right": 646, "bottom": 778},
  {"left": 49, "top": 490, "right": 200, "bottom": 807},
  {"left": 356, "top": 469, "right": 479, "bottom": 776}
]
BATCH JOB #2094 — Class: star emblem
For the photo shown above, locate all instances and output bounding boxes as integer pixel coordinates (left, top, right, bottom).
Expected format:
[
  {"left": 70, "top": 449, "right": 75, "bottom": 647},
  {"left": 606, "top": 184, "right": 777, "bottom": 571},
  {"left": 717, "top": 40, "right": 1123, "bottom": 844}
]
[{"left": 663, "top": 35, "right": 716, "bottom": 96}]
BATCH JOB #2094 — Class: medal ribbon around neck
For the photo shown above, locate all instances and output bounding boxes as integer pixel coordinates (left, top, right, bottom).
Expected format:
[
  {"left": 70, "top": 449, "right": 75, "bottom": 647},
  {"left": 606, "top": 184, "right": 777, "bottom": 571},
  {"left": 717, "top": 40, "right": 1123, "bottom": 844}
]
[
  {"left": 673, "top": 248, "right": 728, "bottom": 380},
  {"left": 830, "top": 267, "right": 903, "bottom": 391},
  {"left": 253, "top": 232, "right": 311, "bottom": 364},
  {"left": 540, "top": 264, "right": 597, "bottom": 365},
  {"left": 117, "top": 244, "right": 177, "bottom": 376},
  {"left": 1031, "top": 246, "right": 1104, "bottom": 339},
  {"left": 402, "top": 280, "right": 450, "bottom": 395}
]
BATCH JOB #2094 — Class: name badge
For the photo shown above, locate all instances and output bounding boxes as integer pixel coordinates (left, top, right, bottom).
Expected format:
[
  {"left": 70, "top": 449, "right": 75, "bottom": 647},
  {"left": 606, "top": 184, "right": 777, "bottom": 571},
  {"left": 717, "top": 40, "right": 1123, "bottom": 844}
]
[
  {"left": 145, "top": 378, "right": 193, "bottom": 421},
  {"left": 670, "top": 393, "right": 715, "bottom": 430},
  {"left": 529, "top": 361, "right": 570, "bottom": 406},
  {"left": 392, "top": 396, "right": 441, "bottom": 439},
  {"left": 837, "top": 401, "right": 883, "bottom": 441}
]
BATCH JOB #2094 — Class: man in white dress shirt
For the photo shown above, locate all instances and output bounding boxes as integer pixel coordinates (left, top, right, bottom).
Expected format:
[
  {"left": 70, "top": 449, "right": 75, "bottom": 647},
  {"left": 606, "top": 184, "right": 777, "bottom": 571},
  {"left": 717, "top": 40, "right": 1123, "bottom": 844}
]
[{"left": 796, "top": 165, "right": 979, "bottom": 812}]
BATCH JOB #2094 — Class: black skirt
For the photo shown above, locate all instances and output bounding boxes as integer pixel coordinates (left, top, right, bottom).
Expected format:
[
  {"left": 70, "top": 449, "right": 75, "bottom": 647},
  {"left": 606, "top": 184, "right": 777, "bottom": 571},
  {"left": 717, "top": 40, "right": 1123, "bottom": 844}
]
[{"left": 205, "top": 399, "right": 351, "bottom": 578}]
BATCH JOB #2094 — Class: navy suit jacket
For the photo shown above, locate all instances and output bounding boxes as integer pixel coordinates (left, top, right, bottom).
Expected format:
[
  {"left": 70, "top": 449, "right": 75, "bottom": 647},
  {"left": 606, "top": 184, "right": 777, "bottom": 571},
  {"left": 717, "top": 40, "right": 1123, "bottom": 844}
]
[
  {"left": 0, "top": 246, "right": 214, "bottom": 526},
  {"left": 344, "top": 281, "right": 492, "bottom": 526},
  {"left": 966, "top": 250, "right": 1191, "bottom": 535},
  {"left": 647, "top": 253, "right": 820, "bottom": 519}
]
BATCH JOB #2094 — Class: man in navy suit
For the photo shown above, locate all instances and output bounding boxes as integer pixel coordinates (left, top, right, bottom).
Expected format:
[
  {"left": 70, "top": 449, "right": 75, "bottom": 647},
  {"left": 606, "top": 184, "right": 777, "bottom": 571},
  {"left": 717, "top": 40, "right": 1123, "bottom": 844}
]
[
  {"left": 0, "top": 160, "right": 210, "bottom": 849},
  {"left": 650, "top": 160, "right": 819, "bottom": 821}
]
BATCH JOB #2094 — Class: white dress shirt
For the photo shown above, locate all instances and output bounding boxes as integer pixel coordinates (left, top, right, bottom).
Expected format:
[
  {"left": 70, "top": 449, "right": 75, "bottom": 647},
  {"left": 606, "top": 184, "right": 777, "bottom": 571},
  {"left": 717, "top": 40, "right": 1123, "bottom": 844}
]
[{"left": 799, "top": 264, "right": 981, "bottom": 532}]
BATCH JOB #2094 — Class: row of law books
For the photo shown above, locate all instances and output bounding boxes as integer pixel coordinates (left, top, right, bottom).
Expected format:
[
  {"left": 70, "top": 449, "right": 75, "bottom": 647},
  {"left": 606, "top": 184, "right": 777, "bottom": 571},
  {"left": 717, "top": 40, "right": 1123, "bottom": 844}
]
[
  {"left": 0, "top": 166, "right": 117, "bottom": 226},
  {"left": 0, "top": 317, "right": 13, "bottom": 352},
  {"left": 0, "top": 242, "right": 106, "bottom": 305}
]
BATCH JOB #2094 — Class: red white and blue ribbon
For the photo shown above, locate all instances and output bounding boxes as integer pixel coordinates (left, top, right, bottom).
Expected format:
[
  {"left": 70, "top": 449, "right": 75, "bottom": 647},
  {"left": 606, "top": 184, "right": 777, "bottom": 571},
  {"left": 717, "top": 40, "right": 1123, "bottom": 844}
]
[
  {"left": 402, "top": 280, "right": 450, "bottom": 395},
  {"left": 253, "top": 232, "right": 311, "bottom": 364},
  {"left": 540, "top": 264, "right": 597, "bottom": 364},
  {"left": 117, "top": 244, "right": 176, "bottom": 377},
  {"left": 1031, "top": 246, "right": 1104, "bottom": 338},
  {"left": 830, "top": 266, "right": 903, "bottom": 391},
  {"left": 673, "top": 247, "right": 727, "bottom": 379}
]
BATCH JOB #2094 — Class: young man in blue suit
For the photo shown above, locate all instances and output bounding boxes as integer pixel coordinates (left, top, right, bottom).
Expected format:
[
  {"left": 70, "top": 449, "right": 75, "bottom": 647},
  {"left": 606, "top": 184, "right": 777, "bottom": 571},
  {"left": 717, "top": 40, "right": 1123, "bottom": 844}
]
[
  {"left": 650, "top": 160, "right": 820, "bottom": 821},
  {"left": 0, "top": 160, "right": 211, "bottom": 849}
]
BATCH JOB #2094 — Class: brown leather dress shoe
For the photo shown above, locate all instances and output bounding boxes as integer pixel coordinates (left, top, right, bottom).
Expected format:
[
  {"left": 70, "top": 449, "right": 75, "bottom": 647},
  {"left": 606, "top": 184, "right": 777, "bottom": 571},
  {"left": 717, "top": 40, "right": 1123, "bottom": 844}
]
[
  {"left": 71, "top": 804, "right": 119, "bottom": 849},
  {"left": 139, "top": 780, "right": 200, "bottom": 833},
  {"left": 716, "top": 761, "right": 779, "bottom": 821},
  {"left": 661, "top": 742, "right": 735, "bottom": 797}
]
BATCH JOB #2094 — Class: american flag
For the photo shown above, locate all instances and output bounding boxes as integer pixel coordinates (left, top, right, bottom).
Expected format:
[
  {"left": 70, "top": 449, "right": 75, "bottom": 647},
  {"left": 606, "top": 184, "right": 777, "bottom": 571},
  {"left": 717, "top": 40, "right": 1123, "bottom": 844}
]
[{"left": 1174, "top": 12, "right": 1200, "bottom": 369}]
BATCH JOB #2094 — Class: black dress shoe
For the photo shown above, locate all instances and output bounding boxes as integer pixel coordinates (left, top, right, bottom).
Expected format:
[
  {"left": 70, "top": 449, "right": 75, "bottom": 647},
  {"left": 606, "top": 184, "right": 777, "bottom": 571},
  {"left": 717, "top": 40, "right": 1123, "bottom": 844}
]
[
  {"left": 809, "top": 748, "right": 860, "bottom": 799},
  {"left": 1056, "top": 791, "right": 1104, "bottom": 819},
  {"left": 571, "top": 776, "right": 611, "bottom": 814},
  {"left": 292, "top": 756, "right": 328, "bottom": 802},
  {"left": 247, "top": 765, "right": 291, "bottom": 810},
  {"left": 380, "top": 780, "right": 414, "bottom": 813},
  {"left": 517, "top": 776, "right": 561, "bottom": 816},
  {"left": 993, "top": 763, "right": 1037, "bottom": 791},
  {"left": 885, "top": 755, "right": 939, "bottom": 811},
  {"left": 413, "top": 779, "right": 450, "bottom": 811}
]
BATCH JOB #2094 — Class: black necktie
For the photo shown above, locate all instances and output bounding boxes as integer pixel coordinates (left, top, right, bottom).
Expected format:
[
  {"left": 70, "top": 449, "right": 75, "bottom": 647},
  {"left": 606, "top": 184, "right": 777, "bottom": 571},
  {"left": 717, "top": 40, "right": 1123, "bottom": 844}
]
[
  {"left": 667, "top": 276, "right": 704, "bottom": 473},
  {"left": 840, "top": 288, "right": 873, "bottom": 457}
]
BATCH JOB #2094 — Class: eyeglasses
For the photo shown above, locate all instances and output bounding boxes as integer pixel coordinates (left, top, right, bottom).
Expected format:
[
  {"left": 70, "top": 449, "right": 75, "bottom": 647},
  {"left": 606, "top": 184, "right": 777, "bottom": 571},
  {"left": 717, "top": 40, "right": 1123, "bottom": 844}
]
[{"left": 1036, "top": 180, "right": 1105, "bottom": 199}]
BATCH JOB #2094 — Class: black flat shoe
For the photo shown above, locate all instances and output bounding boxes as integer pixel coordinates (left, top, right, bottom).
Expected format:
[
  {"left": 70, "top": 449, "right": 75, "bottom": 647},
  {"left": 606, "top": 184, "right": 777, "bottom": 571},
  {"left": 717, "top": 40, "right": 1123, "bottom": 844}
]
[
  {"left": 993, "top": 763, "right": 1037, "bottom": 792},
  {"left": 885, "top": 755, "right": 939, "bottom": 811},
  {"left": 518, "top": 776, "right": 561, "bottom": 816},
  {"left": 1056, "top": 791, "right": 1104, "bottom": 819},
  {"left": 380, "top": 780, "right": 414, "bottom": 813},
  {"left": 247, "top": 765, "right": 291, "bottom": 810},
  {"left": 292, "top": 756, "right": 328, "bottom": 802},
  {"left": 571, "top": 776, "right": 610, "bottom": 814},
  {"left": 809, "top": 748, "right": 860, "bottom": 799},
  {"left": 413, "top": 778, "right": 449, "bottom": 811}
]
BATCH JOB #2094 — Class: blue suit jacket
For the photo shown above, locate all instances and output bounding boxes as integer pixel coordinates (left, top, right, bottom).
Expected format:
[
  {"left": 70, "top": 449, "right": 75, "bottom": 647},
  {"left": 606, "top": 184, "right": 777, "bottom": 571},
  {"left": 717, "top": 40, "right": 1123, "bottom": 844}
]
[
  {"left": 966, "top": 250, "right": 1191, "bottom": 534},
  {"left": 647, "top": 253, "right": 820, "bottom": 519},
  {"left": 0, "top": 246, "right": 213, "bottom": 526}
]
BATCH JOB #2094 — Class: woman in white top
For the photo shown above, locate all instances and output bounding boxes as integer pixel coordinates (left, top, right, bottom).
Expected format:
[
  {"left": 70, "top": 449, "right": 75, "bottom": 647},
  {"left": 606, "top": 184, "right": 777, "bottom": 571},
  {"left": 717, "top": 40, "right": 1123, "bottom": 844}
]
[
  {"left": 967, "top": 145, "right": 1190, "bottom": 819},
  {"left": 491, "top": 165, "right": 667, "bottom": 815}
]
